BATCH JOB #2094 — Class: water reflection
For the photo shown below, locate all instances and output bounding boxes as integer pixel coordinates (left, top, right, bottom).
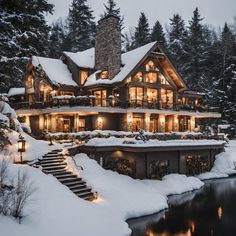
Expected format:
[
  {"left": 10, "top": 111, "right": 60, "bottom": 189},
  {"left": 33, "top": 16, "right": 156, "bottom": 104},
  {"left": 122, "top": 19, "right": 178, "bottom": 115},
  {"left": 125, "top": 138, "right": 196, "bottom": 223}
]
[{"left": 128, "top": 177, "right": 236, "bottom": 236}]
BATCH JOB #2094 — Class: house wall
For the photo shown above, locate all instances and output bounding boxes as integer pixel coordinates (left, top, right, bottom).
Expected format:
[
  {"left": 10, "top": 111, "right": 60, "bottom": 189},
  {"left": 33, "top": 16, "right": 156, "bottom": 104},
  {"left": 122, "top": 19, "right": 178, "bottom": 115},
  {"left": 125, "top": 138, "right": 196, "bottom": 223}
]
[{"left": 84, "top": 147, "right": 221, "bottom": 179}]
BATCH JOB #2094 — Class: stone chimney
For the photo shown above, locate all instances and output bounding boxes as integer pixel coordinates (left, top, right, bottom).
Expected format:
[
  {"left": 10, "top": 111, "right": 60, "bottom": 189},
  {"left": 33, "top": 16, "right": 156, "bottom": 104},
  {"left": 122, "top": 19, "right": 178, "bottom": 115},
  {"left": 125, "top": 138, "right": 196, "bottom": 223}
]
[{"left": 95, "top": 15, "right": 121, "bottom": 79}]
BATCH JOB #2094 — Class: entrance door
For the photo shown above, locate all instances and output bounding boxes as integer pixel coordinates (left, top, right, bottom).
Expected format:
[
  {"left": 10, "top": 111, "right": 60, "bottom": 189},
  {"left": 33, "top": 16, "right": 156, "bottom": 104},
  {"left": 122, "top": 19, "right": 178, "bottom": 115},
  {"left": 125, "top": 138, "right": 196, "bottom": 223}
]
[
  {"left": 63, "top": 119, "right": 70, "bottom": 132},
  {"left": 150, "top": 118, "right": 158, "bottom": 132},
  {"left": 179, "top": 116, "right": 190, "bottom": 132},
  {"left": 165, "top": 115, "right": 173, "bottom": 132},
  {"left": 132, "top": 117, "right": 144, "bottom": 131}
]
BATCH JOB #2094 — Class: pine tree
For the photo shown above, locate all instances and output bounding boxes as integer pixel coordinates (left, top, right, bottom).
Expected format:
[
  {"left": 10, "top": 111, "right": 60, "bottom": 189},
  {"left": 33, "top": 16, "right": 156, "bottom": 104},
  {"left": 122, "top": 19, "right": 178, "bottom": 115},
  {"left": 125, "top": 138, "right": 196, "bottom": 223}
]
[
  {"left": 48, "top": 19, "right": 69, "bottom": 58},
  {"left": 101, "top": 0, "right": 124, "bottom": 36},
  {"left": 151, "top": 20, "right": 167, "bottom": 50},
  {"left": 67, "top": 0, "right": 95, "bottom": 52},
  {"left": 215, "top": 24, "right": 236, "bottom": 122},
  {"left": 0, "top": 0, "right": 53, "bottom": 93},
  {"left": 185, "top": 8, "right": 205, "bottom": 90},
  {"left": 133, "top": 12, "right": 150, "bottom": 48},
  {"left": 167, "top": 14, "right": 188, "bottom": 77}
]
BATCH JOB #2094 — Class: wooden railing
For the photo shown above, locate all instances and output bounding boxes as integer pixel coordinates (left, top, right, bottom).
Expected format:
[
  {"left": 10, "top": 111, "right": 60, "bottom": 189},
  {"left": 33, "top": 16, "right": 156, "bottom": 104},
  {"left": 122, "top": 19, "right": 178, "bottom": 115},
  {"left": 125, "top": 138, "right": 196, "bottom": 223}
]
[{"left": 12, "top": 98, "right": 219, "bottom": 113}]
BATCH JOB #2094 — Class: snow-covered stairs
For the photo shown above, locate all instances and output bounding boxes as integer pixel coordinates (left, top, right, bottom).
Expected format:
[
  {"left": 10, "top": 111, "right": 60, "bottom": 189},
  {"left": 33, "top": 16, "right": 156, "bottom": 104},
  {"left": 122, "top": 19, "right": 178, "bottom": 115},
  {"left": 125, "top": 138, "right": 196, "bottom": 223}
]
[{"left": 35, "top": 149, "right": 96, "bottom": 201}]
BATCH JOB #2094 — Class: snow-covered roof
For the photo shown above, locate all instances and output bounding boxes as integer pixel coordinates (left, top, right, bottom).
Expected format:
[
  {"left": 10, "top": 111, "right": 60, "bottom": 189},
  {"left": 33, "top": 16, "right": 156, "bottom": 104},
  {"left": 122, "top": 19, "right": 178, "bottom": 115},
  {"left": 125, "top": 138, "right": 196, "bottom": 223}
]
[
  {"left": 32, "top": 56, "right": 77, "bottom": 87},
  {"left": 84, "top": 42, "right": 156, "bottom": 87},
  {"left": 8, "top": 87, "right": 25, "bottom": 97},
  {"left": 63, "top": 48, "right": 95, "bottom": 69}
]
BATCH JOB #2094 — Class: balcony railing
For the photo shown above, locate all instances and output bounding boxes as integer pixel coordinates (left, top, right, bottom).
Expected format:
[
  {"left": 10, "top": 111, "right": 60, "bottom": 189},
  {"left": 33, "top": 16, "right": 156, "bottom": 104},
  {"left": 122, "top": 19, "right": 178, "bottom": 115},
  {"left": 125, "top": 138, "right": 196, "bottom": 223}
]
[{"left": 12, "top": 97, "right": 219, "bottom": 113}]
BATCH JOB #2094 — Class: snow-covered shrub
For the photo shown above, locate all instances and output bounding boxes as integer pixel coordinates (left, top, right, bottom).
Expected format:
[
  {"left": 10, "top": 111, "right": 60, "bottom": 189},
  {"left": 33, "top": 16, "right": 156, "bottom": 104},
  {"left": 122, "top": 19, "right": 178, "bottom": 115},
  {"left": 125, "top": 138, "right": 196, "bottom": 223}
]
[
  {"left": 10, "top": 171, "right": 36, "bottom": 222},
  {"left": 0, "top": 161, "right": 35, "bottom": 223}
]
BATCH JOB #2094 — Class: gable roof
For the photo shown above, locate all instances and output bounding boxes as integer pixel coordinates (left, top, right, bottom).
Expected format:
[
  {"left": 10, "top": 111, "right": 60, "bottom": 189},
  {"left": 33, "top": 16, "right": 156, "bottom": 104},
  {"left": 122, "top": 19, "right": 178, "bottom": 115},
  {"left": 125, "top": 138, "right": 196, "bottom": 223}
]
[
  {"left": 31, "top": 56, "right": 77, "bottom": 87},
  {"left": 84, "top": 42, "right": 157, "bottom": 87},
  {"left": 63, "top": 48, "right": 95, "bottom": 69},
  {"left": 63, "top": 42, "right": 187, "bottom": 89}
]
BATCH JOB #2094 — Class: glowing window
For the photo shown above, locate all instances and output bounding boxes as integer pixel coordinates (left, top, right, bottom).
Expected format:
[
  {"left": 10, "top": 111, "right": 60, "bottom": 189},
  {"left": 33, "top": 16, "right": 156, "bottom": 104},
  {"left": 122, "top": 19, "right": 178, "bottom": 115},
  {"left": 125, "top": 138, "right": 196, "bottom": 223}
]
[
  {"left": 26, "top": 76, "right": 33, "bottom": 89},
  {"left": 101, "top": 71, "right": 108, "bottom": 79},
  {"left": 147, "top": 89, "right": 157, "bottom": 101},
  {"left": 129, "top": 87, "right": 143, "bottom": 101},
  {"left": 133, "top": 72, "right": 143, "bottom": 82},
  {"left": 145, "top": 60, "right": 158, "bottom": 71},
  {"left": 80, "top": 71, "right": 88, "bottom": 85},
  {"left": 160, "top": 73, "right": 170, "bottom": 85},
  {"left": 145, "top": 73, "right": 157, "bottom": 83}
]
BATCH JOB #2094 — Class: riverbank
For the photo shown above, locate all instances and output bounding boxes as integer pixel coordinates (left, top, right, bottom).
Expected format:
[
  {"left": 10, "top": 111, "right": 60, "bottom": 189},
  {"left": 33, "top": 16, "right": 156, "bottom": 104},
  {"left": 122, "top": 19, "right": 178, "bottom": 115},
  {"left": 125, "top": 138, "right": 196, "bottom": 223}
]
[{"left": 1, "top": 133, "right": 236, "bottom": 236}]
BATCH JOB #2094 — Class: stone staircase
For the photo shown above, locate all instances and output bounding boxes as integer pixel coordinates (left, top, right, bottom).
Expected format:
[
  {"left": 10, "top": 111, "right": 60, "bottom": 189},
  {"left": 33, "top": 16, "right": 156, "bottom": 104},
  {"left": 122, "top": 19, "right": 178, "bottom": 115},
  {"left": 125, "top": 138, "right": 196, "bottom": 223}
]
[{"left": 34, "top": 149, "right": 96, "bottom": 201}]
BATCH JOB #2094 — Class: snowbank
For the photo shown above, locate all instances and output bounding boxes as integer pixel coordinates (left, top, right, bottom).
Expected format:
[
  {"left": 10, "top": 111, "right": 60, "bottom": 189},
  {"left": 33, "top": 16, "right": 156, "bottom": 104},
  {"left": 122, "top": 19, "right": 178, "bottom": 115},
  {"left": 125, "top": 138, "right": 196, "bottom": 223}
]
[
  {"left": 86, "top": 136, "right": 225, "bottom": 147},
  {"left": 0, "top": 164, "right": 128, "bottom": 236},
  {"left": 198, "top": 140, "right": 236, "bottom": 180},
  {"left": 6, "top": 131, "right": 62, "bottom": 162},
  {"left": 66, "top": 154, "right": 204, "bottom": 231}
]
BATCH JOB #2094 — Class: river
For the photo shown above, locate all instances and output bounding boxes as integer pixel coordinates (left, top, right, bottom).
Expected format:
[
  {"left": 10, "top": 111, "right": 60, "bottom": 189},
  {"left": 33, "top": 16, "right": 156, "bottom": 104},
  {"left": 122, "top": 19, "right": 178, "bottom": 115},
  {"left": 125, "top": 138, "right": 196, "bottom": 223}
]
[{"left": 128, "top": 177, "right": 236, "bottom": 236}]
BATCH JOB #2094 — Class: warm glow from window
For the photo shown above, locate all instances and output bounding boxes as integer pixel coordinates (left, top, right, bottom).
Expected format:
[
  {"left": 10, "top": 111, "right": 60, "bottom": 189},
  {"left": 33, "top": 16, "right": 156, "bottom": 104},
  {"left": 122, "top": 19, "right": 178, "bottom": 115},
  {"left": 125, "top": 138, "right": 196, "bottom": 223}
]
[
  {"left": 80, "top": 71, "right": 88, "bottom": 84},
  {"left": 101, "top": 71, "right": 108, "bottom": 79},
  {"left": 145, "top": 60, "right": 158, "bottom": 71},
  {"left": 129, "top": 87, "right": 143, "bottom": 102},
  {"left": 126, "top": 77, "right": 131, "bottom": 83},
  {"left": 145, "top": 73, "right": 157, "bottom": 83},
  {"left": 147, "top": 89, "right": 157, "bottom": 101},
  {"left": 94, "top": 90, "right": 107, "bottom": 106},
  {"left": 26, "top": 76, "right": 33, "bottom": 89},
  {"left": 160, "top": 73, "right": 170, "bottom": 85},
  {"left": 133, "top": 72, "right": 143, "bottom": 82},
  {"left": 161, "top": 89, "right": 173, "bottom": 108}
]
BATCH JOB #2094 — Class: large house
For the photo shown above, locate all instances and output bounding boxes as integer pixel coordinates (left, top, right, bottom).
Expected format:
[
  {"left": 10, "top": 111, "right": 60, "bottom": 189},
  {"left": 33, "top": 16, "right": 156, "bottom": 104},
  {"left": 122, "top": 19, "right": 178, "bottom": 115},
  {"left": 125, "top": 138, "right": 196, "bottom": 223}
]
[{"left": 10, "top": 15, "right": 220, "bottom": 135}]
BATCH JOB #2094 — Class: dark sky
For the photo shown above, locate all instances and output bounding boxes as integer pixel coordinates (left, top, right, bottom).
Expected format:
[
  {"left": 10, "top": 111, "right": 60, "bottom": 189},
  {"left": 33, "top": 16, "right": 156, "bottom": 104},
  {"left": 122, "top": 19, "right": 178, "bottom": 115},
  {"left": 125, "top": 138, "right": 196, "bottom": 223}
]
[{"left": 47, "top": 0, "right": 236, "bottom": 30}]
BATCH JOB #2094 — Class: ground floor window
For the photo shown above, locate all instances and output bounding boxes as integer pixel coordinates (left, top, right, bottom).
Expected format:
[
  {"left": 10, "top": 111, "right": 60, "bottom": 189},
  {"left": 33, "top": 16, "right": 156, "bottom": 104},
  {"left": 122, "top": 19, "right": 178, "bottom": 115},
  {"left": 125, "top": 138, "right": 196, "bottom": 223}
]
[
  {"left": 57, "top": 117, "right": 71, "bottom": 132},
  {"left": 186, "top": 155, "right": 211, "bottom": 175},
  {"left": 78, "top": 118, "right": 85, "bottom": 131},
  {"left": 102, "top": 157, "right": 136, "bottom": 177},
  {"left": 148, "top": 160, "right": 170, "bottom": 179},
  {"left": 132, "top": 117, "right": 144, "bottom": 131}
]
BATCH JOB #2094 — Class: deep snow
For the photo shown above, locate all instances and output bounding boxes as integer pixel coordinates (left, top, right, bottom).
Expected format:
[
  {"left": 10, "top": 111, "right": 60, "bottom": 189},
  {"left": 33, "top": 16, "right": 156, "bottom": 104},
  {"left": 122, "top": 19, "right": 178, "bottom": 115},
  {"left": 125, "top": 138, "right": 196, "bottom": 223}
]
[{"left": 1, "top": 129, "right": 236, "bottom": 236}]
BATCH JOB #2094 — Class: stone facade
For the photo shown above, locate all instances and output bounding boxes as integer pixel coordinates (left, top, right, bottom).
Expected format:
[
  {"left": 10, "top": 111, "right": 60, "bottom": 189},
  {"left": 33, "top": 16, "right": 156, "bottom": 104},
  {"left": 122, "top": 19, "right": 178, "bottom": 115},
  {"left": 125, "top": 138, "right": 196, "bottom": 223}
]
[{"left": 95, "top": 15, "right": 121, "bottom": 79}]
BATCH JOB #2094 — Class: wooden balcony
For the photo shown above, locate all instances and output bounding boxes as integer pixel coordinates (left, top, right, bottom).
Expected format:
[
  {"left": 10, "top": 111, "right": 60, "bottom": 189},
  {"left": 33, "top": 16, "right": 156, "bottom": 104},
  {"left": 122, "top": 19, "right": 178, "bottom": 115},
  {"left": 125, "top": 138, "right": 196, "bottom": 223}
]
[{"left": 11, "top": 97, "right": 220, "bottom": 114}]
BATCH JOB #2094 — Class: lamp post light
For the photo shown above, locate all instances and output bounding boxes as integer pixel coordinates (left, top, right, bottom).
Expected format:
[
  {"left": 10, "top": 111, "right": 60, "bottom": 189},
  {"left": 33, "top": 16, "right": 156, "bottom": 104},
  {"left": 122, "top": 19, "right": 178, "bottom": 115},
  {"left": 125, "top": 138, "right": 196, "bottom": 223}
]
[{"left": 18, "top": 134, "right": 26, "bottom": 163}]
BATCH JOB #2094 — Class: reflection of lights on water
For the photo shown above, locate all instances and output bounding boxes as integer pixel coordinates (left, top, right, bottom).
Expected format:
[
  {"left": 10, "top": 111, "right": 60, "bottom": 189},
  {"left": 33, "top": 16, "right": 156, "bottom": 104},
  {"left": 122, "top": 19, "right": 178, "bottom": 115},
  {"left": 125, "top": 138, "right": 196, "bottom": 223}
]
[
  {"left": 218, "top": 206, "right": 223, "bottom": 220},
  {"left": 190, "top": 222, "right": 195, "bottom": 233}
]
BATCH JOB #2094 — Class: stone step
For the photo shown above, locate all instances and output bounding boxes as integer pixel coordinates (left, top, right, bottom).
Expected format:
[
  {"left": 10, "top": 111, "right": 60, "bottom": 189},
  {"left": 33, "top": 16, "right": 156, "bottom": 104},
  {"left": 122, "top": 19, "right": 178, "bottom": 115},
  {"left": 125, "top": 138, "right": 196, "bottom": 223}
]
[
  {"left": 68, "top": 183, "right": 87, "bottom": 190},
  {"left": 42, "top": 165, "right": 66, "bottom": 171},
  {"left": 39, "top": 159, "right": 65, "bottom": 164},
  {"left": 41, "top": 157, "right": 65, "bottom": 161},
  {"left": 65, "top": 180, "right": 86, "bottom": 187},
  {"left": 43, "top": 154, "right": 63, "bottom": 158},
  {"left": 44, "top": 169, "right": 68, "bottom": 175},
  {"left": 53, "top": 173, "right": 78, "bottom": 179},
  {"left": 71, "top": 187, "right": 92, "bottom": 194},
  {"left": 76, "top": 191, "right": 94, "bottom": 199},
  {"left": 57, "top": 176, "right": 82, "bottom": 183},
  {"left": 40, "top": 162, "right": 66, "bottom": 167}
]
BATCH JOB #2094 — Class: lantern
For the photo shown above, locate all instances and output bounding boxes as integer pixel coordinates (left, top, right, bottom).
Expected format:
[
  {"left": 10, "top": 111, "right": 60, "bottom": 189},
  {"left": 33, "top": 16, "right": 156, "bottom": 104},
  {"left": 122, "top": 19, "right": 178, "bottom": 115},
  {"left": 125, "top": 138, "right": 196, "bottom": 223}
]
[{"left": 18, "top": 135, "right": 26, "bottom": 163}]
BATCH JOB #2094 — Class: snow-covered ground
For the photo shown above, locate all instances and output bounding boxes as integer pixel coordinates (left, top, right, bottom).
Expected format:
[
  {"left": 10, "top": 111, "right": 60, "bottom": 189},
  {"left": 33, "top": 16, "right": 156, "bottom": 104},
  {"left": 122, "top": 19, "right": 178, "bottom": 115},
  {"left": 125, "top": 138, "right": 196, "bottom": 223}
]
[
  {"left": 5, "top": 131, "right": 63, "bottom": 162},
  {"left": 85, "top": 136, "right": 225, "bottom": 147},
  {"left": 198, "top": 140, "right": 236, "bottom": 180},
  {"left": 1, "top": 126, "right": 236, "bottom": 236}
]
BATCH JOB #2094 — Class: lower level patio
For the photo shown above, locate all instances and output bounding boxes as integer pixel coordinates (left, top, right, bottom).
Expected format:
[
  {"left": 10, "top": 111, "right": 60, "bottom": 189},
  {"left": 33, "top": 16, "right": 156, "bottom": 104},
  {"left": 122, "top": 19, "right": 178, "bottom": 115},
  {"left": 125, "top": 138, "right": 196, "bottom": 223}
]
[{"left": 77, "top": 138, "right": 225, "bottom": 179}]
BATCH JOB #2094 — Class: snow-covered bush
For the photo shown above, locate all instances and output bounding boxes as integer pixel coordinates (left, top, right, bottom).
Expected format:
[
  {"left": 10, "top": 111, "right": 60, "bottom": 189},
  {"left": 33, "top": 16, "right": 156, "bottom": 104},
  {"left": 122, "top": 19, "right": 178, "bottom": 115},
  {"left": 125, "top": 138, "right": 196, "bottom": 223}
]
[{"left": 0, "top": 160, "right": 35, "bottom": 223}]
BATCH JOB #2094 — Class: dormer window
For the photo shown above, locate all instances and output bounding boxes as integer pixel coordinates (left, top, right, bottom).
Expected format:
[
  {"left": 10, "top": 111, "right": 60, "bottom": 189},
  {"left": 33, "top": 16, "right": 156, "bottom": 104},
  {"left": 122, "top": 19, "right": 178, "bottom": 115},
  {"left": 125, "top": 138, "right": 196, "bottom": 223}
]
[
  {"left": 146, "top": 60, "right": 158, "bottom": 71},
  {"left": 80, "top": 71, "right": 88, "bottom": 85},
  {"left": 101, "top": 71, "right": 108, "bottom": 79}
]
